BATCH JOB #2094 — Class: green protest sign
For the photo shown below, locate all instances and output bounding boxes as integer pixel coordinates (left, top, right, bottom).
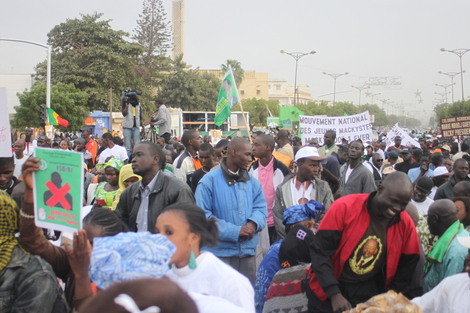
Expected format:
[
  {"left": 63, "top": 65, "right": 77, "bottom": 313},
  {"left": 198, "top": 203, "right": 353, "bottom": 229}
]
[{"left": 33, "top": 148, "right": 84, "bottom": 233}]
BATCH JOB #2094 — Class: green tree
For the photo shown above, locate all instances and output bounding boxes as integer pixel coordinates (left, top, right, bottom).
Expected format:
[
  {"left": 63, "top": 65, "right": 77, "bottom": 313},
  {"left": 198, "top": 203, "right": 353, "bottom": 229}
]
[
  {"left": 357, "top": 103, "right": 388, "bottom": 126},
  {"left": 434, "top": 100, "right": 470, "bottom": 120},
  {"left": 35, "top": 13, "right": 143, "bottom": 111},
  {"left": 221, "top": 60, "right": 244, "bottom": 87},
  {"left": 232, "top": 99, "right": 280, "bottom": 126},
  {"left": 13, "top": 82, "right": 89, "bottom": 131},
  {"left": 133, "top": 0, "right": 172, "bottom": 66},
  {"left": 157, "top": 57, "right": 220, "bottom": 111}
]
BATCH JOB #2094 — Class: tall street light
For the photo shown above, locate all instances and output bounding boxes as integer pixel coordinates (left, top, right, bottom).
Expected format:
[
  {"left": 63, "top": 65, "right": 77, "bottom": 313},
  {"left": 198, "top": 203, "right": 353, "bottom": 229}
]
[
  {"left": 438, "top": 71, "right": 465, "bottom": 104},
  {"left": 351, "top": 84, "right": 370, "bottom": 106},
  {"left": 440, "top": 48, "right": 470, "bottom": 106},
  {"left": 0, "top": 38, "right": 51, "bottom": 109},
  {"left": 367, "top": 92, "right": 381, "bottom": 106},
  {"left": 435, "top": 83, "right": 454, "bottom": 104},
  {"left": 280, "top": 50, "right": 316, "bottom": 105},
  {"left": 323, "top": 72, "right": 348, "bottom": 106}
]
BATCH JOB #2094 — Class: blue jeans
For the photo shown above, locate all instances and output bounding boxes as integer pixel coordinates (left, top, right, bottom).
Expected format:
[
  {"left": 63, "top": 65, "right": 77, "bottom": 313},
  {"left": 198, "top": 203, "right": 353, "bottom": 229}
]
[{"left": 123, "top": 127, "right": 141, "bottom": 157}]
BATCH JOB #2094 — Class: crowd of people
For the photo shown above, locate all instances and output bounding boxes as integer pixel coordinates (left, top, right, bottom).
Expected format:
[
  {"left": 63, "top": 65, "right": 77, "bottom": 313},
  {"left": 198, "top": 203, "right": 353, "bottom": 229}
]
[{"left": 1, "top": 102, "right": 470, "bottom": 313}]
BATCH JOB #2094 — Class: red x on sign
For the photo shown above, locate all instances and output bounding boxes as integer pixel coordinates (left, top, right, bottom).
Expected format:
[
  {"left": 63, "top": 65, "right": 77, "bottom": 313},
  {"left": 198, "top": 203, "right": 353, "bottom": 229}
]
[{"left": 45, "top": 181, "right": 72, "bottom": 210}]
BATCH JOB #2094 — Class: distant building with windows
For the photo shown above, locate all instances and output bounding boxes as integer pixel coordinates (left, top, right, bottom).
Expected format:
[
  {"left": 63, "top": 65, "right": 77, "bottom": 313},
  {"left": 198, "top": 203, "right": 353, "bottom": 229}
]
[{"left": 268, "top": 79, "right": 312, "bottom": 105}]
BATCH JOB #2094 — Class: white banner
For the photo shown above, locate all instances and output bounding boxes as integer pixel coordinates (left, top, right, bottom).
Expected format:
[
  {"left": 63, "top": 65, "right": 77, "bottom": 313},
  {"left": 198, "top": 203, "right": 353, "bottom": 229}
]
[
  {"left": 299, "top": 111, "right": 373, "bottom": 145},
  {"left": 385, "top": 123, "right": 420, "bottom": 149},
  {"left": 0, "top": 88, "right": 12, "bottom": 157}
]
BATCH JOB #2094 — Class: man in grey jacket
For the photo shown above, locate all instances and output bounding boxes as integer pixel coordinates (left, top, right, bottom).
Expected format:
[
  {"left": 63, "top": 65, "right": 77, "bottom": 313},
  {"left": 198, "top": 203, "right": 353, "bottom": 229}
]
[
  {"left": 273, "top": 146, "right": 334, "bottom": 239},
  {"left": 339, "top": 141, "right": 377, "bottom": 197},
  {"left": 116, "top": 142, "right": 194, "bottom": 232}
]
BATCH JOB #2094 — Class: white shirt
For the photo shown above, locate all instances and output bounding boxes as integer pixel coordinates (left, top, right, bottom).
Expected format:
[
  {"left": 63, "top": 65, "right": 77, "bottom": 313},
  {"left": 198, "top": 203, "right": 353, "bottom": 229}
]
[
  {"left": 189, "top": 292, "right": 248, "bottom": 313},
  {"left": 411, "top": 198, "right": 434, "bottom": 216},
  {"left": 98, "top": 145, "right": 128, "bottom": 163},
  {"left": 412, "top": 273, "right": 470, "bottom": 313},
  {"left": 13, "top": 154, "right": 27, "bottom": 178},
  {"left": 344, "top": 165, "right": 354, "bottom": 183},
  {"left": 166, "top": 252, "right": 255, "bottom": 313},
  {"left": 290, "top": 179, "right": 313, "bottom": 205}
]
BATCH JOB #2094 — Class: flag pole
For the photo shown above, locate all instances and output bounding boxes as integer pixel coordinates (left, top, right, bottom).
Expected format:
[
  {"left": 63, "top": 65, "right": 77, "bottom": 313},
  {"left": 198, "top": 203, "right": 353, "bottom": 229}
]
[{"left": 237, "top": 99, "right": 252, "bottom": 143}]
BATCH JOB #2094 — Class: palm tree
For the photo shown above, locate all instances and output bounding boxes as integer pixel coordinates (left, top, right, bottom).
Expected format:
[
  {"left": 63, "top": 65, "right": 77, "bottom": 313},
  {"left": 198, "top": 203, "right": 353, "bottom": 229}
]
[{"left": 221, "top": 60, "right": 244, "bottom": 87}]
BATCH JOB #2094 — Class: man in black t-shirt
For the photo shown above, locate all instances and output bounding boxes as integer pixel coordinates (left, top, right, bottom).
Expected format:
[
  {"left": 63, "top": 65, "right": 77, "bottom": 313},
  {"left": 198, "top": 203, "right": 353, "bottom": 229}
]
[{"left": 191, "top": 143, "right": 218, "bottom": 193}]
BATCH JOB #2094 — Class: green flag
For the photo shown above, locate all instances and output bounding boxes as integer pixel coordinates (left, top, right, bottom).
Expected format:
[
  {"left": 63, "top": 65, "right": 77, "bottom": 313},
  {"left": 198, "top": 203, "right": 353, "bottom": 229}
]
[{"left": 214, "top": 65, "right": 240, "bottom": 126}]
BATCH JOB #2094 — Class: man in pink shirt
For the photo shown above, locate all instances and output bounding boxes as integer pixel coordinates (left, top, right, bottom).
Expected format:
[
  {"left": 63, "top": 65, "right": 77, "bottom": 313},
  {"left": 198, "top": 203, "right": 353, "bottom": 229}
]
[{"left": 251, "top": 134, "right": 291, "bottom": 244}]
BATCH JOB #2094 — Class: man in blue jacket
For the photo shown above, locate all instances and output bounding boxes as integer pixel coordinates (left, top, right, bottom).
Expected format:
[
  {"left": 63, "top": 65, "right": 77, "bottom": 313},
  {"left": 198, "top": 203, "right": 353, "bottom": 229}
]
[{"left": 195, "top": 137, "right": 267, "bottom": 284}]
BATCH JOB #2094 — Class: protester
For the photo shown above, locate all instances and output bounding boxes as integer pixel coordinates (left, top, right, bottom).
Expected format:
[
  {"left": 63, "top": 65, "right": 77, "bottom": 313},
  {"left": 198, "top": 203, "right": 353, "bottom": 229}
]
[
  {"left": 411, "top": 177, "right": 434, "bottom": 215},
  {"left": 13, "top": 139, "right": 27, "bottom": 179},
  {"left": 387, "top": 136, "right": 404, "bottom": 151},
  {"left": 195, "top": 137, "right": 267, "bottom": 283},
  {"left": 255, "top": 200, "right": 323, "bottom": 313},
  {"left": 324, "top": 144, "right": 349, "bottom": 179},
  {"left": 153, "top": 99, "right": 172, "bottom": 144},
  {"left": 81, "top": 127, "right": 98, "bottom": 166},
  {"left": 117, "top": 142, "right": 194, "bottom": 232},
  {"left": 275, "top": 130, "right": 294, "bottom": 160},
  {"left": 20, "top": 158, "right": 129, "bottom": 308},
  {"left": 251, "top": 134, "right": 290, "bottom": 244},
  {"left": 98, "top": 132, "right": 128, "bottom": 164},
  {"left": 339, "top": 141, "right": 376, "bottom": 197},
  {"left": 453, "top": 196, "right": 470, "bottom": 230},
  {"left": 157, "top": 202, "right": 254, "bottom": 312},
  {"left": 408, "top": 154, "right": 432, "bottom": 183},
  {"left": 424, "top": 199, "right": 470, "bottom": 292},
  {"left": 191, "top": 143, "right": 218, "bottom": 193},
  {"left": 0, "top": 157, "right": 22, "bottom": 197},
  {"left": 272, "top": 146, "right": 333, "bottom": 239},
  {"left": 453, "top": 180, "right": 470, "bottom": 197},
  {"left": 429, "top": 166, "right": 450, "bottom": 199},
  {"left": 74, "top": 137, "right": 93, "bottom": 169},
  {"left": 0, "top": 190, "right": 69, "bottom": 313},
  {"left": 93, "top": 158, "right": 124, "bottom": 209},
  {"left": 173, "top": 129, "right": 202, "bottom": 186},
  {"left": 318, "top": 130, "right": 339, "bottom": 158},
  {"left": 412, "top": 236, "right": 470, "bottom": 312},
  {"left": 307, "top": 172, "right": 420, "bottom": 312},
  {"left": 434, "top": 159, "right": 470, "bottom": 200},
  {"left": 395, "top": 147, "right": 418, "bottom": 174},
  {"left": 111, "top": 164, "right": 141, "bottom": 210},
  {"left": 363, "top": 152, "right": 383, "bottom": 187}
]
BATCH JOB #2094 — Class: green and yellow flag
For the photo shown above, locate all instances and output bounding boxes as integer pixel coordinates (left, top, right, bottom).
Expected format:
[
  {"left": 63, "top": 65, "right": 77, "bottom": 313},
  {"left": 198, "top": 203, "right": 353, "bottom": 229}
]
[
  {"left": 47, "top": 108, "right": 69, "bottom": 127},
  {"left": 214, "top": 65, "right": 240, "bottom": 126}
]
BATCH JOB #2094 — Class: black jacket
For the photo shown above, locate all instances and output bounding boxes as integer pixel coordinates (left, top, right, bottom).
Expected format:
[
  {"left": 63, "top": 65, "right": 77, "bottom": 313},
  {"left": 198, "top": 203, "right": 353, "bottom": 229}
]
[{"left": 116, "top": 171, "right": 195, "bottom": 232}]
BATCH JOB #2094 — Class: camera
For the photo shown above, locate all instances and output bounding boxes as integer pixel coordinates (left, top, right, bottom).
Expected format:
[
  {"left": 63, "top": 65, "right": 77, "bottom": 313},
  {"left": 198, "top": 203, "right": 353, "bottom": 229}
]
[{"left": 121, "top": 90, "right": 141, "bottom": 106}]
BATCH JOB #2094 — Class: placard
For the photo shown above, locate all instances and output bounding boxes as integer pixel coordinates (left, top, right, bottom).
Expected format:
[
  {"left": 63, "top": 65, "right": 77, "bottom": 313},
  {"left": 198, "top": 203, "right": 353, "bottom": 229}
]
[
  {"left": 33, "top": 148, "right": 84, "bottom": 233},
  {"left": 299, "top": 111, "right": 373, "bottom": 145},
  {"left": 384, "top": 123, "right": 420, "bottom": 149},
  {"left": 440, "top": 116, "right": 470, "bottom": 137}
]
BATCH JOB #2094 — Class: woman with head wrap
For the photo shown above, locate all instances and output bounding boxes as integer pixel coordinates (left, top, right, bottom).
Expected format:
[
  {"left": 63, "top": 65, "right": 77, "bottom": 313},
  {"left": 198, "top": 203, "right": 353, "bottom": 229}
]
[
  {"left": 0, "top": 190, "right": 69, "bottom": 312},
  {"left": 111, "top": 164, "right": 141, "bottom": 210},
  {"left": 155, "top": 202, "right": 255, "bottom": 312},
  {"left": 254, "top": 200, "right": 325, "bottom": 313},
  {"left": 19, "top": 158, "right": 128, "bottom": 309},
  {"left": 94, "top": 158, "right": 124, "bottom": 209}
]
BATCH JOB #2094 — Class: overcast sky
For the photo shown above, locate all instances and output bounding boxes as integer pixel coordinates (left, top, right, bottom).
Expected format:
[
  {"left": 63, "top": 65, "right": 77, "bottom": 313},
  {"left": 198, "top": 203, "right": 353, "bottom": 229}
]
[{"left": 2, "top": 0, "right": 470, "bottom": 123}]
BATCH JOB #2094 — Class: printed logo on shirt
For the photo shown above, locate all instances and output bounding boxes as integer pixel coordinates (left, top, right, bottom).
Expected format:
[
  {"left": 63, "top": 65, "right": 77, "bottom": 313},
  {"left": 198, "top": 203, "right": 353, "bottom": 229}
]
[
  {"left": 349, "top": 235, "right": 383, "bottom": 275},
  {"left": 296, "top": 229, "right": 307, "bottom": 240}
]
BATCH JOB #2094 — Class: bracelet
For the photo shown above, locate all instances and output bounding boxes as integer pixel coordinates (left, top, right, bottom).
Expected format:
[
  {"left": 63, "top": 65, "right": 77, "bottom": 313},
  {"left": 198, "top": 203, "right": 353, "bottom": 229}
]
[{"left": 19, "top": 209, "right": 35, "bottom": 219}]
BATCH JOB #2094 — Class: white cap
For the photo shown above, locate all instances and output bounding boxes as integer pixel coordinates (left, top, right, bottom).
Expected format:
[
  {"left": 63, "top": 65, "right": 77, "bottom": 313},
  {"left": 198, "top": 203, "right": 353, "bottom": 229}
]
[
  {"left": 457, "top": 236, "right": 470, "bottom": 249},
  {"left": 294, "top": 146, "right": 324, "bottom": 162},
  {"left": 433, "top": 166, "right": 450, "bottom": 177}
]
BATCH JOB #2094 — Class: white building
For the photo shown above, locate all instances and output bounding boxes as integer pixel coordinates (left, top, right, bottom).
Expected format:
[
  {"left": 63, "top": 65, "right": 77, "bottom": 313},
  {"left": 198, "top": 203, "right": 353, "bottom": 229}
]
[
  {"left": 0, "top": 73, "right": 34, "bottom": 117},
  {"left": 268, "top": 79, "right": 313, "bottom": 105}
]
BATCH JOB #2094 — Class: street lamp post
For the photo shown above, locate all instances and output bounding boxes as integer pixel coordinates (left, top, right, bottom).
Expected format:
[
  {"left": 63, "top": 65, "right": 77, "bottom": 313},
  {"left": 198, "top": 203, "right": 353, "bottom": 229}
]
[
  {"left": 0, "top": 38, "right": 51, "bottom": 109},
  {"left": 440, "top": 48, "right": 470, "bottom": 106},
  {"left": 438, "top": 71, "right": 464, "bottom": 104},
  {"left": 435, "top": 83, "right": 453, "bottom": 104},
  {"left": 280, "top": 50, "right": 316, "bottom": 105},
  {"left": 369, "top": 92, "right": 381, "bottom": 106},
  {"left": 323, "top": 72, "right": 349, "bottom": 106},
  {"left": 351, "top": 84, "right": 370, "bottom": 106}
]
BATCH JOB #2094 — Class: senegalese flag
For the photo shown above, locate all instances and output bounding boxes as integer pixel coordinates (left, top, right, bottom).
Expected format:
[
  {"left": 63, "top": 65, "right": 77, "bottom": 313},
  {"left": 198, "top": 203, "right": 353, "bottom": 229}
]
[
  {"left": 214, "top": 65, "right": 240, "bottom": 126},
  {"left": 47, "top": 108, "right": 69, "bottom": 127}
]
